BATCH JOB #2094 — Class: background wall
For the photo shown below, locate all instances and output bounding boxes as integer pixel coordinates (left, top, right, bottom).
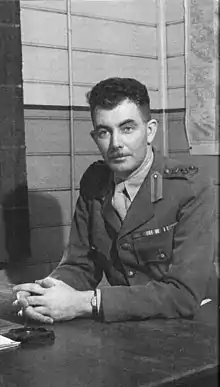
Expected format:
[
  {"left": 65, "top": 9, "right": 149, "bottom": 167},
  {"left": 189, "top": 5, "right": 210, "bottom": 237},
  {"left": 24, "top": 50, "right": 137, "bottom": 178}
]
[
  {"left": 166, "top": 0, "right": 219, "bottom": 177},
  {"left": 165, "top": 0, "right": 218, "bottom": 264},
  {"left": 1, "top": 0, "right": 216, "bottom": 280},
  {"left": 20, "top": 0, "right": 163, "bottom": 278}
]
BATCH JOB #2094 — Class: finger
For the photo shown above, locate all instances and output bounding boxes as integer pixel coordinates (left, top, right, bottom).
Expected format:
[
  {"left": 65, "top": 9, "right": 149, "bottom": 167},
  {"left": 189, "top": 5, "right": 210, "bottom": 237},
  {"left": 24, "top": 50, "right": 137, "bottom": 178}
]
[
  {"left": 26, "top": 295, "right": 46, "bottom": 306},
  {"left": 13, "top": 283, "right": 46, "bottom": 295},
  {"left": 35, "top": 277, "right": 58, "bottom": 288},
  {"left": 17, "top": 290, "right": 31, "bottom": 300},
  {"left": 13, "top": 297, "right": 29, "bottom": 309},
  {"left": 33, "top": 306, "right": 50, "bottom": 315},
  {"left": 13, "top": 290, "right": 30, "bottom": 308},
  {"left": 18, "top": 309, "right": 23, "bottom": 317},
  {"left": 21, "top": 306, "right": 54, "bottom": 324},
  {"left": 15, "top": 291, "right": 31, "bottom": 309},
  {"left": 12, "top": 290, "right": 30, "bottom": 304},
  {"left": 12, "top": 286, "right": 30, "bottom": 296},
  {"left": 13, "top": 299, "right": 19, "bottom": 307}
]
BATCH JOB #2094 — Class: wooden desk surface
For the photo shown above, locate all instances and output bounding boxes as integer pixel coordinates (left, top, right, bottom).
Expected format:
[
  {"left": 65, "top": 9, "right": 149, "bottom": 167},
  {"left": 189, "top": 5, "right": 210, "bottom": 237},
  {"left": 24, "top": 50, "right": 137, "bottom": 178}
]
[
  {"left": 0, "top": 291, "right": 218, "bottom": 387},
  {"left": 0, "top": 313, "right": 218, "bottom": 387}
]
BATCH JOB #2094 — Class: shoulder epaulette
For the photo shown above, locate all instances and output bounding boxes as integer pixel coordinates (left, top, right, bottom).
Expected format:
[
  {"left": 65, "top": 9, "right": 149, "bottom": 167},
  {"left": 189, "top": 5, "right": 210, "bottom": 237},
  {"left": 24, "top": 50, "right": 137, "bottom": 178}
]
[{"left": 163, "top": 165, "right": 198, "bottom": 179}]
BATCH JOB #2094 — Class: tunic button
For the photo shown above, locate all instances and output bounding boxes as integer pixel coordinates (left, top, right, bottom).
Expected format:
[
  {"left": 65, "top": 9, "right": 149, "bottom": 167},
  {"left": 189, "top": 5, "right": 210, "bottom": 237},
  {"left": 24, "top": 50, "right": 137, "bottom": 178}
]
[
  {"left": 121, "top": 243, "right": 132, "bottom": 250},
  {"left": 160, "top": 252, "right": 167, "bottom": 260},
  {"left": 157, "top": 250, "right": 167, "bottom": 260},
  {"left": 127, "top": 270, "right": 135, "bottom": 278}
]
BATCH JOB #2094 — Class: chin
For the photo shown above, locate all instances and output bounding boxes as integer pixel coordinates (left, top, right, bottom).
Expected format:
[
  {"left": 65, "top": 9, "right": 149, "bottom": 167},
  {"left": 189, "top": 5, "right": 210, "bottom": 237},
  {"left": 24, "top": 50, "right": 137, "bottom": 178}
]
[{"left": 108, "top": 162, "right": 134, "bottom": 177}]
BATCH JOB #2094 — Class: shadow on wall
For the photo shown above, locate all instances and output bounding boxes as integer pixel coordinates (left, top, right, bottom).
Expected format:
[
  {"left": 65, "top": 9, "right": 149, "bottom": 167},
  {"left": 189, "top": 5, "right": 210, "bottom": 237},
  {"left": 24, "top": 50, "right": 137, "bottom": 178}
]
[
  {"left": 28, "top": 190, "right": 65, "bottom": 280},
  {"left": 1, "top": 185, "right": 64, "bottom": 284},
  {"left": 1, "top": 184, "right": 31, "bottom": 284}
]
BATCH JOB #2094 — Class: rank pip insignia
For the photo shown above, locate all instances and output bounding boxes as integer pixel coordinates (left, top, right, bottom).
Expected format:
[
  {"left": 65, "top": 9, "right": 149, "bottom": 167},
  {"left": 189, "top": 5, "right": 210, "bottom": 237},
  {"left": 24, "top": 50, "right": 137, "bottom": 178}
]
[{"left": 163, "top": 165, "right": 198, "bottom": 178}]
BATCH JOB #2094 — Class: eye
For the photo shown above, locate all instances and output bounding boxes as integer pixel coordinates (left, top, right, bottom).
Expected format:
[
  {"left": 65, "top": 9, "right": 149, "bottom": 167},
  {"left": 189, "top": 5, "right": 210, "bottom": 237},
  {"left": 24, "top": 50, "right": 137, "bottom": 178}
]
[
  {"left": 121, "top": 125, "right": 134, "bottom": 133},
  {"left": 96, "top": 129, "right": 110, "bottom": 139}
]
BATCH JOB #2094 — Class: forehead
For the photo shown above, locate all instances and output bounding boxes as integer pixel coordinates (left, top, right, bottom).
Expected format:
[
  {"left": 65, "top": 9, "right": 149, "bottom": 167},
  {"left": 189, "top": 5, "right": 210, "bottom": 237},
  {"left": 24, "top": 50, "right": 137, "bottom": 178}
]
[{"left": 93, "top": 100, "right": 146, "bottom": 126}]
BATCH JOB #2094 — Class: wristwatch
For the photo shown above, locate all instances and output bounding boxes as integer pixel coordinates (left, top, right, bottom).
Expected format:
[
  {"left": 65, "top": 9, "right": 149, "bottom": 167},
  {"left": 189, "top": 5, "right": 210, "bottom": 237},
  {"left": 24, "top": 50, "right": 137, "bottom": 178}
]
[{"left": 90, "top": 289, "right": 99, "bottom": 319}]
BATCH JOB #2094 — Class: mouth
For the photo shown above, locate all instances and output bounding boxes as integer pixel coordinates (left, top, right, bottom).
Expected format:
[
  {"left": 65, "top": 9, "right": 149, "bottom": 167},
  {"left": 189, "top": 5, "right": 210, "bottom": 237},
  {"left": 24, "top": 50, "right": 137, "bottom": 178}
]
[{"left": 109, "top": 155, "right": 129, "bottom": 162}]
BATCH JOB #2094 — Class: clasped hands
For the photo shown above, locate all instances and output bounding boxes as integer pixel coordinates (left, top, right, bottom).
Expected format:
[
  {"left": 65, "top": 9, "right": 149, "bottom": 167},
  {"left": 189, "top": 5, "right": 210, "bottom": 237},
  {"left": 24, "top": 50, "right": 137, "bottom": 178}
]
[{"left": 13, "top": 277, "right": 94, "bottom": 324}]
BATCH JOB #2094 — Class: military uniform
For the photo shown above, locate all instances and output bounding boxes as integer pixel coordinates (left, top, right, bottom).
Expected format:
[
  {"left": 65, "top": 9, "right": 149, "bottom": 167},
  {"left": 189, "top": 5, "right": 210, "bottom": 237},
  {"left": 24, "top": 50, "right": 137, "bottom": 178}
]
[{"left": 51, "top": 151, "right": 217, "bottom": 322}]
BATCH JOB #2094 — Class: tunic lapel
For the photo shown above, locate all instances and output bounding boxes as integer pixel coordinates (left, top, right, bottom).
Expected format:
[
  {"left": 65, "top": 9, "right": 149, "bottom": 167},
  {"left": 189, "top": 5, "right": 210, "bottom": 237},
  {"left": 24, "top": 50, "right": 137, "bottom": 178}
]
[
  {"left": 101, "top": 192, "right": 122, "bottom": 233},
  {"left": 100, "top": 172, "right": 122, "bottom": 233}
]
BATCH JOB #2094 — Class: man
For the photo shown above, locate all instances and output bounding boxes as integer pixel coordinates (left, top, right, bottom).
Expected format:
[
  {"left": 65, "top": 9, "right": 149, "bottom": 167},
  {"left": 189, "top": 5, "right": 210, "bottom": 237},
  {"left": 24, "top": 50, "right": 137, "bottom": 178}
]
[{"left": 14, "top": 77, "right": 217, "bottom": 324}]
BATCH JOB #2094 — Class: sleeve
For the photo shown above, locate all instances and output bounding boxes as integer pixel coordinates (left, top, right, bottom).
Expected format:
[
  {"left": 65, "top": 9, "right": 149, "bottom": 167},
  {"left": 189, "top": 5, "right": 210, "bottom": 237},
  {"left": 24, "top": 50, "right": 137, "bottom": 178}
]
[
  {"left": 100, "top": 178, "right": 217, "bottom": 322},
  {"left": 50, "top": 191, "right": 103, "bottom": 291}
]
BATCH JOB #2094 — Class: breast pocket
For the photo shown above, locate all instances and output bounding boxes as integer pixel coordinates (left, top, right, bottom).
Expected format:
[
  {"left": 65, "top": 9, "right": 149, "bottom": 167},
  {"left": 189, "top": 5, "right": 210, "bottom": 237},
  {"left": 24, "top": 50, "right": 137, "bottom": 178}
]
[{"left": 132, "top": 224, "right": 176, "bottom": 280}]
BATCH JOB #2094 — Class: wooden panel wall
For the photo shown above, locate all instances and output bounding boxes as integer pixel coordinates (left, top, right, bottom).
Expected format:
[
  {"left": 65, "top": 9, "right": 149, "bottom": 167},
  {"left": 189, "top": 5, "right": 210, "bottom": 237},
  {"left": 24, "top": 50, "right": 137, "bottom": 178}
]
[
  {"left": 24, "top": 109, "right": 71, "bottom": 271},
  {"left": 20, "top": 0, "right": 159, "bottom": 273},
  {"left": 19, "top": 0, "right": 218, "bottom": 274},
  {"left": 71, "top": 0, "right": 158, "bottom": 109},
  {"left": 166, "top": 0, "right": 185, "bottom": 110},
  {"left": 20, "top": 0, "right": 159, "bottom": 107}
]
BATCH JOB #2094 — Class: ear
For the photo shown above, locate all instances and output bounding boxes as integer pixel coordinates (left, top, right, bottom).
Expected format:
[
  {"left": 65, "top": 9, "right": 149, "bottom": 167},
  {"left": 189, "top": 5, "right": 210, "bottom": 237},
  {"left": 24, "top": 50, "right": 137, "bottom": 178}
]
[{"left": 146, "top": 119, "right": 158, "bottom": 144}]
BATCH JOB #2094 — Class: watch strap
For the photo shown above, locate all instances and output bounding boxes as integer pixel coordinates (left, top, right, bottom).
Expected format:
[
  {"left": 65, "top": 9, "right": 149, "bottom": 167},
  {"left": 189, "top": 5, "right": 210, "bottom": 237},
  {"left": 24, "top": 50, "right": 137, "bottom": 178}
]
[{"left": 91, "top": 289, "right": 99, "bottom": 320}]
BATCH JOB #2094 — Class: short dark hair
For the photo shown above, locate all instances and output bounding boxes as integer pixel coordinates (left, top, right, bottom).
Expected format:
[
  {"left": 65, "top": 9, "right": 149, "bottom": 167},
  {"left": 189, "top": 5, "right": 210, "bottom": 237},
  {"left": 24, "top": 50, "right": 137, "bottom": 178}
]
[{"left": 87, "top": 77, "right": 151, "bottom": 121}]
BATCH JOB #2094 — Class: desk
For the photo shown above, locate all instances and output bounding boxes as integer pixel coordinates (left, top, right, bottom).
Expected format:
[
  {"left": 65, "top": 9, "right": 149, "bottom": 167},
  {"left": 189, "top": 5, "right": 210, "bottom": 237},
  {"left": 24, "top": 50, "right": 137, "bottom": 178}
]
[
  {"left": 0, "top": 291, "right": 218, "bottom": 387},
  {"left": 0, "top": 312, "right": 218, "bottom": 387}
]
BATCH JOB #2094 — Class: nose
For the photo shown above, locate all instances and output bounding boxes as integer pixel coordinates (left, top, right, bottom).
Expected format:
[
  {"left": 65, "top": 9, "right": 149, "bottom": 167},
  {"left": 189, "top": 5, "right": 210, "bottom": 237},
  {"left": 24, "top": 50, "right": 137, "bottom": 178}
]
[{"left": 110, "top": 130, "right": 123, "bottom": 149}]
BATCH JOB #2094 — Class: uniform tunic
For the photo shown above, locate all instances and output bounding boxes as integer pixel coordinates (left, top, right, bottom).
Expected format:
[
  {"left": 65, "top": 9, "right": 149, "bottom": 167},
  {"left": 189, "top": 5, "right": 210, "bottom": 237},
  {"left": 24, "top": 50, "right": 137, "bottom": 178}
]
[{"left": 51, "top": 151, "right": 217, "bottom": 322}]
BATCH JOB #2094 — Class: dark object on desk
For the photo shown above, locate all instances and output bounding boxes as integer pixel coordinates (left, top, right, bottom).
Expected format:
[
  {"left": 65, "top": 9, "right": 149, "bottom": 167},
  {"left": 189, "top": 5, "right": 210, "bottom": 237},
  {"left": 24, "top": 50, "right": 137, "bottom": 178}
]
[{"left": 4, "top": 326, "right": 55, "bottom": 345}]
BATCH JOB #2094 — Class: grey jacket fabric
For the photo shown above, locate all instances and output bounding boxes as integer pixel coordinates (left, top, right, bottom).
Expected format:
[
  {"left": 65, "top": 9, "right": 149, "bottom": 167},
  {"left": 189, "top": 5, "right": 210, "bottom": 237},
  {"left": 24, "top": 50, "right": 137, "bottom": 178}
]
[{"left": 51, "top": 151, "right": 217, "bottom": 322}]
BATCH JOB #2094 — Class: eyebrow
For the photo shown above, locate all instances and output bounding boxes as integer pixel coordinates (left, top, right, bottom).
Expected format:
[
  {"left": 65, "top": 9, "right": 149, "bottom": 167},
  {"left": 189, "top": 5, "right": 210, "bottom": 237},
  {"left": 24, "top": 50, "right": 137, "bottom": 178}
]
[
  {"left": 119, "top": 119, "right": 136, "bottom": 127},
  {"left": 95, "top": 119, "right": 136, "bottom": 131}
]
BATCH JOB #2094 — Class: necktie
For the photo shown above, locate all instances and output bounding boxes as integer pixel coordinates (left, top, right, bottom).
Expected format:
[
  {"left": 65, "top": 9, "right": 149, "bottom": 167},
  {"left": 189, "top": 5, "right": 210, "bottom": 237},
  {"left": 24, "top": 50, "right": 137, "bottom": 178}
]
[{"left": 112, "top": 182, "right": 129, "bottom": 221}]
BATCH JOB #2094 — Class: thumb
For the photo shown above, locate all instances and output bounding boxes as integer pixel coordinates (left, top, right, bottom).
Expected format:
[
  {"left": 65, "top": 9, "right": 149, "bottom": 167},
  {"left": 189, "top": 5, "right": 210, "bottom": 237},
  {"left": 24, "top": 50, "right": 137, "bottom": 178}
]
[{"left": 35, "top": 277, "right": 59, "bottom": 288}]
